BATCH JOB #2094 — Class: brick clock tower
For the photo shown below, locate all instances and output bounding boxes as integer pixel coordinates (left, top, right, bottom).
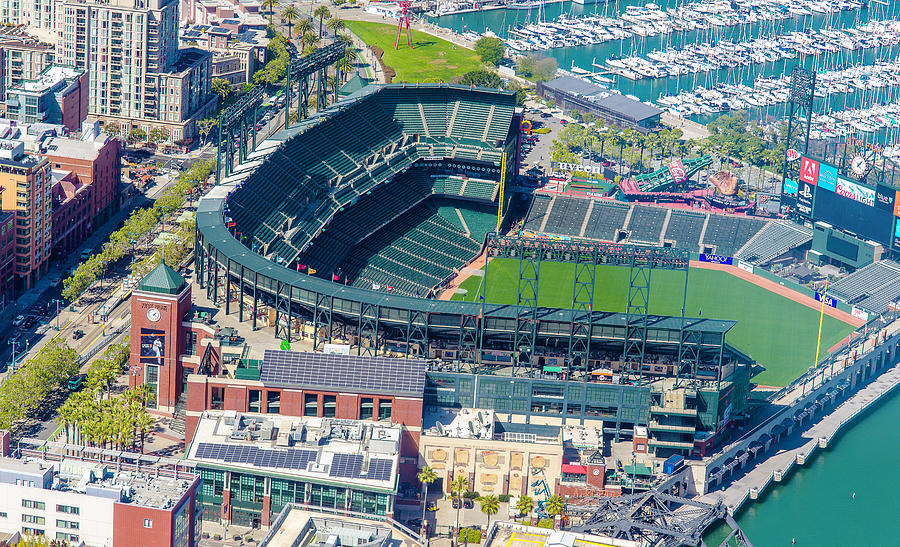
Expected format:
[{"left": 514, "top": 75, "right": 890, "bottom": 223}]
[{"left": 129, "top": 263, "right": 191, "bottom": 415}]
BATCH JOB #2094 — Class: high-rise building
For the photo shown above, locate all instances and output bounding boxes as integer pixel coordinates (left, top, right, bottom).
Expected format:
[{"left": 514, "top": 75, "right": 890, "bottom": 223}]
[
  {"left": 55, "top": 0, "right": 215, "bottom": 143},
  {"left": 0, "top": 139, "right": 53, "bottom": 289}
]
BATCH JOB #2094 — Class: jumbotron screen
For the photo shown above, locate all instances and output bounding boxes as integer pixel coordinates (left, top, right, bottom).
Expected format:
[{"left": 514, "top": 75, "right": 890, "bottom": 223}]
[{"left": 785, "top": 157, "right": 900, "bottom": 249}]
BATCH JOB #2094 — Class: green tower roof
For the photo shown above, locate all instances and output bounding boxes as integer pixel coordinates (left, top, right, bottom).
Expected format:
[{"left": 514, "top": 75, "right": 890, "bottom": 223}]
[{"left": 138, "top": 262, "right": 185, "bottom": 295}]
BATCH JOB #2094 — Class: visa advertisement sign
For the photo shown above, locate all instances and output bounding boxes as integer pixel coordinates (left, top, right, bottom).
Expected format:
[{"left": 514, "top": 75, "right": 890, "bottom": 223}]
[
  {"left": 836, "top": 177, "right": 875, "bottom": 207},
  {"left": 815, "top": 291, "right": 838, "bottom": 308}
]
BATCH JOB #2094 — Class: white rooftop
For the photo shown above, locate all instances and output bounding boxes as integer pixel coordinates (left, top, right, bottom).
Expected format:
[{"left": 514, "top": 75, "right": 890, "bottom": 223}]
[
  {"left": 16, "top": 65, "right": 83, "bottom": 94},
  {"left": 188, "top": 411, "right": 401, "bottom": 491}
]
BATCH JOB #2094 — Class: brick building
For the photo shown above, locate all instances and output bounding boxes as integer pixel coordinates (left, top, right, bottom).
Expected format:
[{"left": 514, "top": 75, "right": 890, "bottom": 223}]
[
  {"left": 0, "top": 212, "right": 15, "bottom": 308},
  {"left": 0, "top": 139, "right": 52, "bottom": 289},
  {"left": 4, "top": 65, "right": 89, "bottom": 132}
]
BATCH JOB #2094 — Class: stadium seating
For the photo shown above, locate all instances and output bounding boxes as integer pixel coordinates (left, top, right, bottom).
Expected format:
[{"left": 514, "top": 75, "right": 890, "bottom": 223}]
[
  {"left": 226, "top": 85, "right": 516, "bottom": 290},
  {"left": 700, "top": 214, "right": 766, "bottom": 256},
  {"left": 830, "top": 260, "right": 900, "bottom": 311},
  {"left": 582, "top": 201, "right": 630, "bottom": 241},
  {"left": 524, "top": 195, "right": 553, "bottom": 232},
  {"left": 663, "top": 211, "right": 706, "bottom": 250},
  {"left": 735, "top": 222, "right": 812, "bottom": 264},
  {"left": 627, "top": 205, "right": 667, "bottom": 243},
  {"left": 543, "top": 195, "right": 591, "bottom": 236}
]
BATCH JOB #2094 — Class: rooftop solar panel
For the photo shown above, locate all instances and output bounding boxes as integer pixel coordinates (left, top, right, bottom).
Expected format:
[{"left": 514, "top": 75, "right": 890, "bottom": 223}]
[
  {"left": 192, "top": 443, "right": 338, "bottom": 475},
  {"left": 259, "top": 350, "right": 426, "bottom": 397}
]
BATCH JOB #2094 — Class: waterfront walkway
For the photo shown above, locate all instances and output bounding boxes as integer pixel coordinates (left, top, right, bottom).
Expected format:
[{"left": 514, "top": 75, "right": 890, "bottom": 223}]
[{"left": 699, "top": 335, "right": 900, "bottom": 513}]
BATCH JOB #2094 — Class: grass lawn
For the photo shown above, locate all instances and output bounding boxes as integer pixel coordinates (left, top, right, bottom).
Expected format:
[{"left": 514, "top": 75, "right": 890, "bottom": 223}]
[
  {"left": 347, "top": 21, "right": 484, "bottom": 83},
  {"left": 453, "top": 259, "right": 856, "bottom": 387}
]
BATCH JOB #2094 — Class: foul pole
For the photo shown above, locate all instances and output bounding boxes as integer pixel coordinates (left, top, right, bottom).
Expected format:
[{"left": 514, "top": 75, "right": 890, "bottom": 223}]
[
  {"left": 496, "top": 152, "right": 507, "bottom": 234},
  {"left": 814, "top": 280, "right": 829, "bottom": 368}
]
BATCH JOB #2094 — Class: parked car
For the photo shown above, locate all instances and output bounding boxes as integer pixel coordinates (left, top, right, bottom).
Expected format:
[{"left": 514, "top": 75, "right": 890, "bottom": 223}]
[
  {"left": 72, "top": 329, "right": 85, "bottom": 340},
  {"left": 12, "top": 315, "right": 24, "bottom": 327},
  {"left": 49, "top": 277, "right": 61, "bottom": 287},
  {"left": 464, "top": 498, "right": 474, "bottom": 509}
]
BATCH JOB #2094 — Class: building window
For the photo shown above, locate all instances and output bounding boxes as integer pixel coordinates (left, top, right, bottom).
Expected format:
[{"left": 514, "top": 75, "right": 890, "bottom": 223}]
[
  {"left": 56, "top": 519, "right": 78, "bottom": 529},
  {"left": 22, "top": 500, "right": 45, "bottom": 510},
  {"left": 22, "top": 515, "right": 45, "bottom": 525},
  {"left": 360, "top": 398, "right": 374, "bottom": 420},
  {"left": 56, "top": 533, "right": 79, "bottom": 543},
  {"left": 323, "top": 395, "right": 336, "bottom": 418},
  {"left": 145, "top": 365, "right": 159, "bottom": 409},
  {"left": 266, "top": 391, "right": 280, "bottom": 414},
  {"left": 378, "top": 400, "right": 392, "bottom": 421},
  {"left": 21, "top": 527, "right": 44, "bottom": 536},
  {"left": 0, "top": 512, "right": 6, "bottom": 518},
  {"left": 56, "top": 505, "right": 79, "bottom": 515},
  {"left": 143, "top": 518, "right": 153, "bottom": 528},
  {"left": 304, "top": 394, "right": 318, "bottom": 417},
  {"left": 248, "top": 390, "right": 261, "bottom": 413}
]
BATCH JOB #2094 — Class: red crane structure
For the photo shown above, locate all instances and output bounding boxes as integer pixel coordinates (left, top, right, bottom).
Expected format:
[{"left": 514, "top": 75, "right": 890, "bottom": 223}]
[{"left": 394, "top": 1, "right": 413, "bottom": 50}]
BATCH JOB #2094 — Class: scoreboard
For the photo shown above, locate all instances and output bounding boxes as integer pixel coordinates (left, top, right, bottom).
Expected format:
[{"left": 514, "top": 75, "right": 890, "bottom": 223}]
[{"left": 783, "top": 157, "right": 900, "bottom": 250}]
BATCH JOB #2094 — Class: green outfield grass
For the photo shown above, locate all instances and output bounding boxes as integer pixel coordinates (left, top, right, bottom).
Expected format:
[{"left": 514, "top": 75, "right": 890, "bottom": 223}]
[
  {"left": 452, "top": 259, "right": 856, "bottom": 387},
  {"left": 346, "top": 21, "right": 484, "bottom": 83}
]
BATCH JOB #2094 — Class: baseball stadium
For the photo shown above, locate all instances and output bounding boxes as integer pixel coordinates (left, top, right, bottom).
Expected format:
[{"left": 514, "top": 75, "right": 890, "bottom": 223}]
[{"left": 196, "top": 83, "right": 861, "bottom": 459}]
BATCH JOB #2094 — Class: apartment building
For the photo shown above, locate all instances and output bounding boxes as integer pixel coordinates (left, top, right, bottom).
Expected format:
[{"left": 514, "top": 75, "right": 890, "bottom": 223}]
[
  {"left": 0, "top": 35, "right": 55, "bottom": 103},
  {"left": 0, "top": 139, "right": 52, "bottom": 289},
  {"left": 181, "top": 23, "right": 268, "bottom": 87},
  {"left": 55, "top": 0, "right": 215, "bottom": 143},
  {"left": 4, "top": 65, "right": 88, "bottom": 132}
]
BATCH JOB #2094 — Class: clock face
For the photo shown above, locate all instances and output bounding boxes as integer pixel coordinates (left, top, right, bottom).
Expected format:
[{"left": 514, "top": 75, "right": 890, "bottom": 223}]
[
  {"left": 851, "top": 155, "right": 867, "bottom": 177},
  {"left": 147, "top": 308, "right": 161, "bottom": 322}
]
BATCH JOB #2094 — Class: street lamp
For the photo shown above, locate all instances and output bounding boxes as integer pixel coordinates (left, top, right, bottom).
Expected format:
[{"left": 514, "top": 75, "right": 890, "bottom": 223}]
[
  {"left": 9, "top": 338, "right": 29, "bottom": 372},
  {"left": 53, "top": 298, "right": 61, "bottom": 330},
  {"left": 130, "top": 239, "right": 137, "bottom": 271}
]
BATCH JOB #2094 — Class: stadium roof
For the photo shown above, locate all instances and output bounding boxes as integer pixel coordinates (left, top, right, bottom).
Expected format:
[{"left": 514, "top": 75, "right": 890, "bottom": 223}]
[
  {"left": 259, "top": 350, "right": 426, "bottom": 397},
  {"left": 542, "top": 75, "right": 662, "bottom": 123}
]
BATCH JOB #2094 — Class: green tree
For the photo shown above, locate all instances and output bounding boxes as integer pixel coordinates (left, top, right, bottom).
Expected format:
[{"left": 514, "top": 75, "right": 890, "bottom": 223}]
[
  {"left": 198, "top": 118, "right": 218, "bottom": 145},
  {"left": 281, "top": 5, "right": 299, "bottom": 38},
  {"left": 261, "top": 0, "right": 278, "bottom": 24},
  {"left": 418, "top": 466, "right": 438, "bottom": 531},
  {"left": 295, "top": 16, "right": 312, "bottom": 37},
  {"left": 338, "top": 55, "right": 354, "bottom": 81},
  {"left": 148, "top": 127, "right": 170, "bottom": 145},
  {"left": 314, "top": 6, "right": 330, "bottom": 37},
  {"left": 326, "top": 16, "right": 345, "bottom": 37},
  {"left": 545, "top": 495, "right": 565, "bottom": 528},
  {"left": 478, "top": 495, "right": 500, "bottom": 530},
  {"left": 128, "top": 127, "right": 147, "bottom": 143},
  {"left": 458, "top": 69, "right": 502, "bottom": 88},
  {"left": 474, "top": 36, "right": 505, "bottom": 66},
  {"left": 301, "top": 31, "right": 318, "bottom": 51},
  {"left": 516, "top": 495, "right": 534, "bottom": 517},
  {"left": 211, "top": 77, "right": 232, "bottom": 102},
  {"left": 450, "top": 475, "right": 470, "bottom": 543},
  {"left": 517, "top": 53, "right": 557, "bottom": 82}
]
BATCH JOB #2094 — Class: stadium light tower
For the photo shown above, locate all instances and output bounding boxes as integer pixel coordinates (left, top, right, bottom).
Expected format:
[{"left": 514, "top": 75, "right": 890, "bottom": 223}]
[{"left": 394, "top": 1, "right": 413, "bottom": 50}]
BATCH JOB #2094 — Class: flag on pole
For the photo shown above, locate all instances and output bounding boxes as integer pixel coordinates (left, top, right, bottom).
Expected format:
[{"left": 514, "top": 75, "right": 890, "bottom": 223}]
[{"left": 309, "top": 268, "right": 317, "bottom": 275}]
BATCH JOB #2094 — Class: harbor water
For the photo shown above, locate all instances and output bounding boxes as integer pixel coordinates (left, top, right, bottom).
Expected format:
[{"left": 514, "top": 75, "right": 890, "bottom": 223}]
[
  {"left": 429, "top": 1, "right": 900, "bottom": 123},
  {"left": 703, "top": 387, "right": 900, "bottom": 545}
]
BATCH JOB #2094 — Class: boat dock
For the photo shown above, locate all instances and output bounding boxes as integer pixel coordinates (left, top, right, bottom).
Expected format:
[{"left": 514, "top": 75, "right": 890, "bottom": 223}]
[{"left": 698, "top": 319, "right": 900, "bottom": 515}]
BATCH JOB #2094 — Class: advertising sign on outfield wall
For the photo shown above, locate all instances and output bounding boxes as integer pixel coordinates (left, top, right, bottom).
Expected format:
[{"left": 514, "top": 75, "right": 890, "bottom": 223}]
[
  {"left": 699, "top": 253, "right": 733, "bottom": 265},
  {"left": 852, "top": 307, "right": 870, "bottom": 321},
  {"left": 737, "top": 260, "right": 754, "bottom": 273},
  {"left": 815, "top": 291, "right": 838, "bottom": 308}
]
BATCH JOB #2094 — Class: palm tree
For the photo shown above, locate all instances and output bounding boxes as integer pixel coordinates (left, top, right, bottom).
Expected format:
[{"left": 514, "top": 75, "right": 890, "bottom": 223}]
[
  {"left": 545, "top": 495, "right": 566, "bottom": 528},
  {"left": 281, "top": 5, "right": 299, "bottom": 39},
  {"left": 338, "top": 55, "right": 353, "bottom": 81},
  {"left": 515, "top": 495, "right": 534, "bottom": 519},
  {"left": 450, "top": 475, "right": 469, "bottom": 544},
  {"left": 327, "top": 75, "right": 339, "bottom": 97},
  {"left": 295, "top": 17, "right": 312, "bottom": 38},
  {"left": 478, "top": 495, "right": 500, "bottom": 531},
  {"left": 418, "top": 466, "right": 438, "bottom": 530},
  {"left": 261, "top": 0, "right": 278, "bottom": 25},
  {"left": 301, "top": 31, "right": 318, "bottom": 51},
  {"left": 326, "top": 16, "right": 345, "bottom": 37},
  {"left": 314, "top": 6, "right": 330, "bottom": 38}
]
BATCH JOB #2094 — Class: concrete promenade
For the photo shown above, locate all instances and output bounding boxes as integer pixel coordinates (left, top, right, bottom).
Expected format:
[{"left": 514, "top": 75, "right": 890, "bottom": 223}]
[{"left": 699, "top": 322, "right": 900, "bottom": 514}]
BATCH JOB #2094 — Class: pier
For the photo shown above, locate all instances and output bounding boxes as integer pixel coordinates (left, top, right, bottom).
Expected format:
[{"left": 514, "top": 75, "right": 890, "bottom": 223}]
[{"left": 697, "top": 318, "right": 900, "bottom": 515}]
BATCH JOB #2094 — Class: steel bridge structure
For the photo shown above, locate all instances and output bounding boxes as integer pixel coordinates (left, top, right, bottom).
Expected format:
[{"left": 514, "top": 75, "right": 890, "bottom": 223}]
[{"left": 567, "top": 491, "right": 753, "bottom": 547}]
